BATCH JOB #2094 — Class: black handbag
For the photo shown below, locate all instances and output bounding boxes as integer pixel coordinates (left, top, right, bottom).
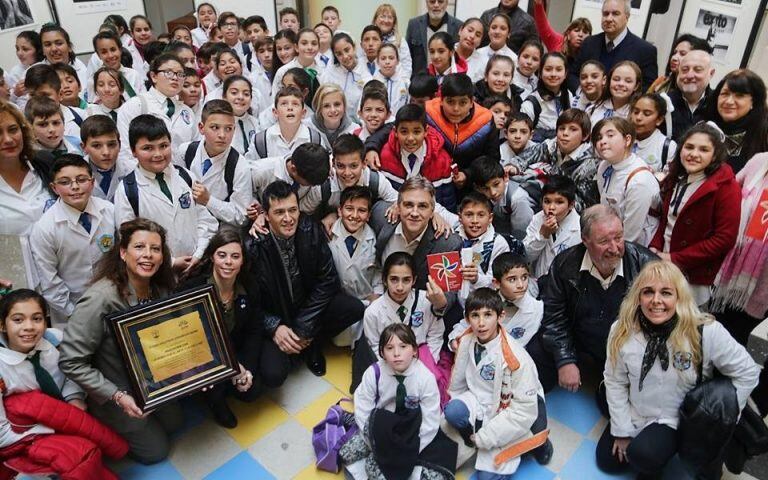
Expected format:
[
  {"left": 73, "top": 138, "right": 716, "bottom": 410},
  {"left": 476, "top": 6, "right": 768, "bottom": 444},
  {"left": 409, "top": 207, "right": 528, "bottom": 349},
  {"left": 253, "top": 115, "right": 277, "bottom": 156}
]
[{"left": 724, "top": 399, "right": 768, "bottom": 473}]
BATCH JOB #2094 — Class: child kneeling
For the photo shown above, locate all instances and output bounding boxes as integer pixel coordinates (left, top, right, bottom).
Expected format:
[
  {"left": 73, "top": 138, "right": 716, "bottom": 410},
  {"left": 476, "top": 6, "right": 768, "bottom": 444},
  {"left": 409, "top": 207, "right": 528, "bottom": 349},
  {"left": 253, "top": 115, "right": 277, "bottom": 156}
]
[{"left": 444, "top": 288, "right": 552, "bottom": 478}]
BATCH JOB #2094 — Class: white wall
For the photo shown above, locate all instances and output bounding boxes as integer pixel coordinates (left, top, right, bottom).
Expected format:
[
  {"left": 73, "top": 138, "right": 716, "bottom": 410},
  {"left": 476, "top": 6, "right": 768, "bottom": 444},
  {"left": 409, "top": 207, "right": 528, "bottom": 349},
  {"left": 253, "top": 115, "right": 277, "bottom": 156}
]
[
  {"left": 645, "top": 0, "right": 686, "bottom": 75},
  {"left": 0, "top": 0, "right": 53, "bottom": 72}
]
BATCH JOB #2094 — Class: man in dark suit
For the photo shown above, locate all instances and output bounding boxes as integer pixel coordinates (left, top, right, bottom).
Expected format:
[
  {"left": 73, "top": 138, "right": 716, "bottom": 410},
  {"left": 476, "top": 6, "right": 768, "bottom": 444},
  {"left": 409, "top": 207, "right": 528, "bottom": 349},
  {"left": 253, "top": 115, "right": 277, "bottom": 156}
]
[
  {"left": 480, "top": 0, "right": 539, "bottom": 52},
  {"left": 568, "top": 0, "right": 658, "bottom": 92},
  {"left": 374, "top": 176, "right": 462, "bottom": 290},
  {"left": 405, "top": 0, "right": 463, "bottom": 77}
]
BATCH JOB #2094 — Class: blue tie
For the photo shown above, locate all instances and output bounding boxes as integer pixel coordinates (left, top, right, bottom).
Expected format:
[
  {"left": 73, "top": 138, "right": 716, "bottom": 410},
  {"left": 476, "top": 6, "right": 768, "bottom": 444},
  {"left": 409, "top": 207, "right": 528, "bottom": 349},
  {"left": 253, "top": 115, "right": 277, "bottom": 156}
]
[
  {"left": 602, "top": 165, "right": 614, "bottom": 189},
  {"left": 97, "top": 167, "right": 113, "bottom": 195},
  {"left": 320, "top": 54, "right": 329, "bottom": 66},
  {"left": 367, "top": 61, "right": 376, "bottom": 75},
  {"left": 202, "top": 158, "right": 213, "bottom": 176},
  {"left": 344, "top": 236, "right": 357, "bottom": 257},
  {"left": 78, "top": 212, "right": 91, "bottom": 234},
  {"left": 407, "top": 153, "right": 417, "bottom": 171},
  {"left": 462, "top": 238, "right": 478, "bottom": 249}
]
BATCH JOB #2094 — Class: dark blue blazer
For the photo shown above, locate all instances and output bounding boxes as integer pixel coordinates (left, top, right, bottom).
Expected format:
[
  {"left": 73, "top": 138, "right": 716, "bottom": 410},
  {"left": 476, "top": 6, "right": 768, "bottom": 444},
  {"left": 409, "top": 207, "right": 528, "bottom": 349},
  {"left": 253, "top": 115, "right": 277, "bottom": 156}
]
[{"left": 568, "top": 30, "right": 658, "bottom": 93}]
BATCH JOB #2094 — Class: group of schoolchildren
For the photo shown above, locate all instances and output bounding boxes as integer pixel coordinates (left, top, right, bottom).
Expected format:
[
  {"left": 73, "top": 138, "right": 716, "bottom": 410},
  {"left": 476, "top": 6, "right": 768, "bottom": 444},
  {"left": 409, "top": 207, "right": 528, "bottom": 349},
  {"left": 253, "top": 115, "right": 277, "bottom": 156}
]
[{"left": 0, "top": 3, "right": 757, "bottom": 480}]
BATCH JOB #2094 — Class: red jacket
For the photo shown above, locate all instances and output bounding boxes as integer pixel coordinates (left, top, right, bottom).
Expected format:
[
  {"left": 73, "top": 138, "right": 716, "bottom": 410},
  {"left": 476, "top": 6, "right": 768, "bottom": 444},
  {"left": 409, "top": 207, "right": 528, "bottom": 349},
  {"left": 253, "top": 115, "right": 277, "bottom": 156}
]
[
  {"left": 650, "top": 164, "right": 741, "bottom": 284},
  {"left": 0, "top": 391, "right": 127, "bottom": 480},
  {"left": 379, "top": 126, "right": 457, "bottom": 211}
]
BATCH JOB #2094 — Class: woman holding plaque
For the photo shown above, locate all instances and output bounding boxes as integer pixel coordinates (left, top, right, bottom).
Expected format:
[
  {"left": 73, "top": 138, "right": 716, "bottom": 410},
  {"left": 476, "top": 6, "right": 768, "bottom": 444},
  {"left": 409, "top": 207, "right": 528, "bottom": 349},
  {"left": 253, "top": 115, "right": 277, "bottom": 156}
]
[
  {"left": 59, "top": 218, "right": 183, "bottom": 465},
  {"left": 179, "top": 230, "right": 263, "bottom": 429}
]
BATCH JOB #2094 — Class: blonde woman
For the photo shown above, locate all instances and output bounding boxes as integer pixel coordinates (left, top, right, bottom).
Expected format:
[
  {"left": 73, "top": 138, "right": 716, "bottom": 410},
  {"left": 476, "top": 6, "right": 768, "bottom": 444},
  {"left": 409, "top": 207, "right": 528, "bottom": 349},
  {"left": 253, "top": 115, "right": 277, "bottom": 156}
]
[
  {"left": 372, "top": 4, "right": 412, "bottom": 80},
  {"left": 310, "top": 83, "right": 359, "bottom": 146},
  {"left": 598, "top": 260, "right": 759, "bottom": 478}
]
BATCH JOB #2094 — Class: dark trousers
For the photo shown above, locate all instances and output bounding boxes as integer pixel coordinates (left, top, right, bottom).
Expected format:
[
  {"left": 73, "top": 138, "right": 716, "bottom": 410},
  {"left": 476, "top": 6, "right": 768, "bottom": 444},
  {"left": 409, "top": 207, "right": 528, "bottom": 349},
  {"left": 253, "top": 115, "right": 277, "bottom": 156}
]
[
  {"left": 350, "top": 337, "right": 377, "bottom": 394},
  {"left": 259, "top": 292, "right": 364, "bottom": 387},
  {"left": 716, "top": 307, "right": 763, "bottom": 346},
  {"left": 596, "top": 422, "right": 678, "bottom": 477}
]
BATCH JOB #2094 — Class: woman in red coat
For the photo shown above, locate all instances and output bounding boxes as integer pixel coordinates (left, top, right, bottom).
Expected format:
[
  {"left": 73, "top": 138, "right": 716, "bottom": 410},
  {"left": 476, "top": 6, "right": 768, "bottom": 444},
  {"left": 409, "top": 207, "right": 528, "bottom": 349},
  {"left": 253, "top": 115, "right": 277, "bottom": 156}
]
[{"left": 650, "top": 123, "right": 741, "bottom": 306}]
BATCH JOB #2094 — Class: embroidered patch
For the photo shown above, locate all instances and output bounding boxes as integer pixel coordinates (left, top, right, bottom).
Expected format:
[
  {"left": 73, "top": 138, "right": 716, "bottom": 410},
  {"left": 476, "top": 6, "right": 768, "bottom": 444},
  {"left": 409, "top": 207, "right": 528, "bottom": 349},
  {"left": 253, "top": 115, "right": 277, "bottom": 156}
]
[
  {"left": 510, "top": 327, "right": 526, "bottom": 339},
  {"left": 180, "top": 109, "right": 192, "bottom": 125},
  {"left": 673, "top": 351, "right": 692, "bottom": 371},
  {"left": 43, "top": 198, "right": 56, "bottom": 212},
  {"left": 480, "top": 363, "right": 495, "bottom": 381},
  {"left": 404, "top": 395, "right": 420, "bottom": 409},
  {"left": 179, "top": 191, "right": 192, "bottom": 209},
  {"left": 410, "top": 311, "right": 424, "bottom": 327},
  {"left": 97, "top": 234, "right": 114, "bottom": 253}
]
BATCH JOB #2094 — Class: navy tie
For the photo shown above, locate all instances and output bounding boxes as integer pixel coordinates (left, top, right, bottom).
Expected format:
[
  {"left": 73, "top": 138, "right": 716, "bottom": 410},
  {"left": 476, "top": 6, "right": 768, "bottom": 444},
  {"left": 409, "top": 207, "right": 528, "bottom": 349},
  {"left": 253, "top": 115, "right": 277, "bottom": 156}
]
[
  {"left": 462, "top": 238, "right": 478, "bottom": 249},
  {"left": 367, "top": 61, "right": 376, "bottom": 75},
  {"left": 320, "top": 54, "right": 329, "bottom": 66},
  {"left": 202, "top": 158, "right": 213, "bottom": 176},
  {"left": 97, "top": 167, "right": 113, "bottom": 195},
  {"left": 344, "top": 235, "right": 357, "bottom": 257},
  {"left": 474, "top": 343, "right": 486, "bottom": 364},
  {"left": 407, "top": 153, "right": 417, "bottom": 171},
  {"left": 602, "top": 165, "right": 614, "bottom": 189},
  {"left": 78, "top": 212, "right": 91, "bottom": 234}
]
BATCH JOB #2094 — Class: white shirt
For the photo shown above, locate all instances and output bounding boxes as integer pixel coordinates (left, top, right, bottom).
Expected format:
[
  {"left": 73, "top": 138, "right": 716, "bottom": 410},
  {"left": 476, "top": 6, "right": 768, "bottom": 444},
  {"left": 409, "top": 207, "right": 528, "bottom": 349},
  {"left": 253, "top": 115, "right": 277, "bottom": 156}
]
[
  {"left": 249, "top": 155, "right": 313, "bottom": 209},
  {"left": 272, "top": 58, "right": 324, "bottom": 98},
  {"left": 0, "top": 164, "right": 51, "bottom": 237},
  {"left": 116, "top": 87, "right": 199, "bottom": 168},
  {"left": 204, "top": 84, "right": 266, "bottom": 121},
  {"left": 456, "top": 225, "right": 510, "bottom": 305},
  {"left": 374, "top": 72, "right": 410, "bottom": 118},
  {"left": 581, "top": 249, "right": 625, "bottom": 290},
  {"left": 588, "top": 98, "right": 631, "bottom": 127},
  {"left": 114, "top": 164, "right": 217, "bottom": 259},
  {"left": 29, "top": 197, "right": 115, "bottom": 318},
  {"left": 329, "top": 219, "right": 382, "bottom": 305},
  {"left": 633, "top": 129, "right": 676, "bottom": 172},
  {"left": 397, "top": 143, "right": 426, "bottom": 178},
  {"left": 513, "top": 69, "right": 537, "bottom": 100},
  {"left": 318, "top": 62, "right": 373, "bottom": 121},
  {"left": 449, "top": 291, "right": 543, "bottom": 348},
  {"left": 61, "top": 105, "right": 87, "bottom": 138},
  {"left": 259, "top": 123, "right": 319, "bottom": 160},
  {"left": 521, "top": 90, "right": 568, "bottom": 131},
  {"left": 202, "top": 71, "right": 221, "bottom": 96},
  {"left": 524, "top": 208, "right": 581, "bottom": 279},
  {"left": 468, "top": 45, "right": 519, "bottom": 83},
  {"left": 364, "top": 290, "right": 445, "bottom": 363},
  {"left": 381, "top": 222, "right": 427, "bottom": 264},
  {"left": 88, "top": 156, "right": 132, "bottom": 202},
  {"left": 249, "top": 64, "right": 273, "bottom": 107},
  {"left": 191, "top": 27, "right": 209, "bottom": 49},
  {"left": 606, "top": 28, "right": 628, "bottom": 49},
  {"left": 570, "top": 87, "right": 599, "bottom": 112},
  {"left": 85, "top": 103, "right": 120, "bottom": 121},
  {"left": 179, "top": 142, "right": 252, "bottom": 226},
  {"left": 232, "top": 113, "right": 260, "bottom": 159},
  {"left": 122, "top": 36, "right": 148, "bottom": 75},
  {"left": 597, "top": 153, "right": 660, "bottom": 245}
]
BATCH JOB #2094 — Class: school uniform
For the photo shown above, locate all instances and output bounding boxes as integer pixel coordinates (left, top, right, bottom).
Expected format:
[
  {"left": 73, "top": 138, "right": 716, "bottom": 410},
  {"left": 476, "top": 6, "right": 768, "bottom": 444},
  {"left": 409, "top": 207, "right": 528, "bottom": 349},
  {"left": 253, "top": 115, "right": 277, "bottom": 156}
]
[
  {"left": 225, "top": 41, "right": 251, "bottom": 72},
  {"left": 468, "top": 45, "right": 519, "bottom": 83},
  {"left": 456, "top": 224, "right": 510, "bottom": 305},
  {"left": 316, "top": 49, "right": 333, "bottom": 68},
  {"left": 373, "top": 72, "right": 409, "bottom": 118},
  {"left": 445, "top": 328, "right": 546, "bottom": 475},
  {"left": 381, "top": 34, "right": 413, "bottom": 80},
  {"left": 588, "top": 99, "right": 631, "bottom": 127},
  {"left": 254, "top": 123, "right": 323, "bottom": 161},
  {"left": 513, "top": 69, "right": 537, "bottom": 100},
  {"left": 492, "top": 179, "right": 535, "bottom": 240},
  {"left": 0, "top": 328, "right": 85, "bottom": 448},
  {"left": 597, "top": 153, "right": 660, "bottom": 245},
  {"left": 319, "top": 62, "right": 373, "bottom": 121},
  {"left": 300, "top": 166, "right": 399, "bottom": 214},
  {"left": 500, "top": 141, "right": 538, "bottom": 171},
  {"left": 29, "top": 197, "right": 115, "bottom": 322},
  {"left": 203, "top": 84, "right": 266, "bottom": 120},
  {"left": 116, "top": 87, "right": 199, "bottom": 167},
  {"left": 85, "top": 103, "right": 121, "bottom": 123},
  {"left": 257, "top": 104, "right": 315, "bottom": 131},
  {"left": 61, "top": 105, "right": 87, "bottom": 138},
  {"left": 524, "top": 208, "right": 581, "bottom": 279},
  {"left": 179, "top": 142, "right": 252, "bottom": 227},
  {"left": 570, "top": 87, "right": 598, "bottom": 112},
  {"left": 86, "top": 66, "right": 145, "bottom": 103},
  {"left": 249, "top": 155, "right": 313, "bottom": 210},
  {"left": 202, "top": 71, "right": 221, "bottom": 97},
  {"left": 114, "top": 164, "right": 217, "bottom": 260},
  {"left": 329, "top": 218, "right": 382, "bottom": 303},
  {"left": 122, "top": 36, "right": 149, "bottom": 75},
  {"left": 87, "top": 156, "right": 132, "bottom": 202},
  {"left": 37, "top": 136, "right": 84, "bottom": 157},
  {"left": 520, "top": 89, "right": 570, "bottom": 138},
  {"left": 363, "top": 291, "right": 445, "bottom": 363},
  {"left": 633, "top": 129, "right": 676, "bottom": 172},
  {"left": 248, "top": 62, "right": 273, "bottom": 106},
  {"left": 191, "top": 27, "right": 209, "bottom": 48},
  {"left": 230, "top": 113, "right": 259, "bottom": 159},
  {"left": 449, "top": 291, "right": 543, "bottom": 347},
  {"left": 272, "top": 58, "right": 324, "bottom": 98},
  {"left": 39, "top": 59, "right": 88, "bottom": 99}
]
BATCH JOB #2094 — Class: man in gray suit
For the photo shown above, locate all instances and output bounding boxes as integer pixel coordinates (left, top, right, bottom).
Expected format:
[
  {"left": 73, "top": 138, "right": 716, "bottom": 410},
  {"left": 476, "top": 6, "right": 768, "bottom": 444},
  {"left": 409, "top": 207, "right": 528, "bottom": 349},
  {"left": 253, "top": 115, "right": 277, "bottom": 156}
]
[{"left": 405, "top": 0, "right": 463, "bottom": 77}]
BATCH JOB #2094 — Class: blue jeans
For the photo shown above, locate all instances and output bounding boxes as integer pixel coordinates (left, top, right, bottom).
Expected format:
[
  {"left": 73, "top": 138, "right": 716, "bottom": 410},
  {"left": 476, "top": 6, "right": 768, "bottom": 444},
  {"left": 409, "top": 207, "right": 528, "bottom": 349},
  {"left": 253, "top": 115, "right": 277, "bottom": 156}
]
[{"left": 476, "top": 472, "right": 514, "bottom": 480}]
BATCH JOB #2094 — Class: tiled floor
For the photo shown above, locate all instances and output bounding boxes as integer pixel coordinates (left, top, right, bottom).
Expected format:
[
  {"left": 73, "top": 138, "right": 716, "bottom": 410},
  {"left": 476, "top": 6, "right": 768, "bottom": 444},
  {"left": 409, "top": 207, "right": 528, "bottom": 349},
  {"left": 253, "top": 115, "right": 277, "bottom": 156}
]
[{"left": 74, "top": 347, "right": 760, "bottom": 480}]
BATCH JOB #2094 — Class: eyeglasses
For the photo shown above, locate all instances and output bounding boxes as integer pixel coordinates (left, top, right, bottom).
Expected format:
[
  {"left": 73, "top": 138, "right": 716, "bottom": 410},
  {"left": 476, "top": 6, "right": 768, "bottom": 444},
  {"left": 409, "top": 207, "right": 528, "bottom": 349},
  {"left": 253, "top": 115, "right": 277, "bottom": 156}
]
[
  {"left": 54, "top": 176, "right": 92, "bottom": 188},
  {"left": 222, "top": 22, "right": 239, "bottom": 28},
  {"left": 157, "top": 70, "right": 187, "bottom": 80}
]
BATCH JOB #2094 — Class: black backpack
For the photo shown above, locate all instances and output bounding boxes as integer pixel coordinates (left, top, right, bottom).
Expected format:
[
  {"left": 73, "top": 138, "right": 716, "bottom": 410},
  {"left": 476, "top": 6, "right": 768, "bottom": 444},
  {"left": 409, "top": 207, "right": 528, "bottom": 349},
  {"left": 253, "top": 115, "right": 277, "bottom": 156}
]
[
  {"left": 522, "top": 95, "right": 543, "bottom": 129},
  {"left": 183, "top": 141, "right": 239, "bottom": 201},
  {"left": 252, "top": 128, "right": 322, "bottom": 159},
  {"left": 123, "top": 165, "right": 193, "bottom": 217}
]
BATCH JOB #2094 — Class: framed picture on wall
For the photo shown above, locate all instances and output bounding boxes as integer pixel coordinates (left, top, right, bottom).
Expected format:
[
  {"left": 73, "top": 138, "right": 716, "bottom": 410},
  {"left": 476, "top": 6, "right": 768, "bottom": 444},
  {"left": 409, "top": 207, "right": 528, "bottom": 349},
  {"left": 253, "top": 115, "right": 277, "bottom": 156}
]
[
  {"left": 693, "top": 8, "right": 737, "bottom": 60},
  {"left": 0, "top": 0, "right": 35, "bottom": 31}
]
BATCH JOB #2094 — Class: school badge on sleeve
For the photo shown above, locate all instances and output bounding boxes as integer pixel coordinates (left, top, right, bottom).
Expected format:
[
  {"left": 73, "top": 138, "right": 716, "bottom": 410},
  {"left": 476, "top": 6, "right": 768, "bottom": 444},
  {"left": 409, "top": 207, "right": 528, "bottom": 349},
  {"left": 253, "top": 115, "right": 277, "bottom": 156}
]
[{"left": 410, "top": 311, "right": 424, "bottom": 327}]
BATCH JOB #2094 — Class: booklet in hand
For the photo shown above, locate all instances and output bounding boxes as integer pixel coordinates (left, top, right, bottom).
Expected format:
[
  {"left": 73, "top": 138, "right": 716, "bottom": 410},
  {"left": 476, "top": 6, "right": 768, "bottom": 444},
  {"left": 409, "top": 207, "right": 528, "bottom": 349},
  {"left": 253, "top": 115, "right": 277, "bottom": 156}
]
[{"left": 427, "top": 251, "right": 463, "bottom": 292}]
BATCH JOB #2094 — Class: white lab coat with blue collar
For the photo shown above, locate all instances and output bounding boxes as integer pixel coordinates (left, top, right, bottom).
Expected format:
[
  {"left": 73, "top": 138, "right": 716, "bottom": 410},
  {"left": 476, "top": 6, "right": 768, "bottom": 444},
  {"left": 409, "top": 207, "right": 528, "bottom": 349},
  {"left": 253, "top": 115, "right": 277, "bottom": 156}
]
[
  {"left": 29, "top": 197, "right": 115, "bottom": 323},
  {"left": 524, "top": 208, "right": 581, "bottom": 279},
  {"left": 319, "top": 62, "right": 373, "bottom": 121}
]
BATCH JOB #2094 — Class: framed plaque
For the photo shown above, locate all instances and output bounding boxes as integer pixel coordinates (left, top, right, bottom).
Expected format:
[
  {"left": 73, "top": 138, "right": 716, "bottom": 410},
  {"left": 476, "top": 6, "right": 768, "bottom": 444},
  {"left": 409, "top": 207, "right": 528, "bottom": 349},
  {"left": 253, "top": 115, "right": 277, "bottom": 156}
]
[{"left": 107, "top": 284, "right": 238, "bottom": 411}]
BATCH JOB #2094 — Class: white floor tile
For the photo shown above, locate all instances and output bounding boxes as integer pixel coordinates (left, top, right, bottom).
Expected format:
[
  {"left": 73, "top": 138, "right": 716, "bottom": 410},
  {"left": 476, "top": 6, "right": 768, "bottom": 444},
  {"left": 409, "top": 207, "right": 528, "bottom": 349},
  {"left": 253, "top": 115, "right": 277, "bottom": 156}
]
[
  {"left": 267, "top": 367, "right": 333, "bottom": 414},
  {"left": 546, "top": 418, "right": 585, "bottom": 473},
  {"left": 169, "top": 419, "right": 242, "bottom": 479},
  {"left": 248, "top": 419, "right": 315, "bottom": 478}
]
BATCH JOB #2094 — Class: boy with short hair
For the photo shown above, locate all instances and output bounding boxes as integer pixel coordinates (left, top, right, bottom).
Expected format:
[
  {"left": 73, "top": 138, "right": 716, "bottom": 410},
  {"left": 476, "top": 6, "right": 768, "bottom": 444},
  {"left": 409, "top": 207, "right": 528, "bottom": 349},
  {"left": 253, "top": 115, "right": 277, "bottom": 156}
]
[
  {"left": 355, "top": 85, "right": 390, "bottom": 141},
  {"left": 360, "top": 25, "right": 383, "bottom": 76},
  {"left": 468, "top": 156, "right": 533, "bottom": 240},
  {"left": 51, "top": 63, "right": 87, "bottom": 109},
  {"left": 444, "top": 286, "right": 550, "bottom": 476},
  {"left": 482, "top": 95, "right": 514, "bottom": 132},
  {"left": 250, "top": 141, "right": 330, "bottom": 211},
  {"left": 178, "top": 99, "right": 252, "bottom": 227},
  {"left": 180, "top": 67, "right": 203, "bottom": 122},
  {"left": 321, "top": 6, "right": 341, "bottom": 32},
  {"left": 279, "top": 7, "right": 300, "bottom": 33},
  {"left": 249, "top": 36, "right": 274, "bottom": 102},
  {"left": 114, "top": 114, "right": 217, "bottom": 272},
  {"left": 30, "top": 154, "right": 115, "bottom": 325},
  {"left": 408, "top": 74, "right": 438, "bottom": 106},
  {"left": 196, "top": 42, "right": 227, "bottom": 82},
  {"left": 217, "top": 12, "right": 250, "bottom": 67},
  {"left": 24, "top": 64, "right": 86, "bottom": 137},
  {"left": 80, "top": 115, "right": 130, "bottom": 201},
  {"left": 379, "top": 103, "right": 456, "bottom": 211},
  {"left": 454, "top": 191, "right": 510, "bottom": 303},
  {"left": 252, "top": 86, "right": 324, "bottom": 159},
  {"left": 25, "top": 95, "right": 83, "bottom": 156},
  {"left": 523, "top": 175, "right": 581, "bottom": 279},
  {"left": 500, "top": 113, "right": 537, "bottom": 174}
]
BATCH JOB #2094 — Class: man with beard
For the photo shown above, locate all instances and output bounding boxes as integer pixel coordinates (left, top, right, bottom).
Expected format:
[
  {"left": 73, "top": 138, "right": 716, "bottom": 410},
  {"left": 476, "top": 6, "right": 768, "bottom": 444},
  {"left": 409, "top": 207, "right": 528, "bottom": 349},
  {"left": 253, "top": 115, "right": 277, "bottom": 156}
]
[
  {"left": 405, "top": 0, "right": 463, "bottom": 78},
  {"left": 526, "top": 205, "right": 657, "bottom": 399},
  {"left": 669, "top": 50, "right": 715, "bottom": 141}
]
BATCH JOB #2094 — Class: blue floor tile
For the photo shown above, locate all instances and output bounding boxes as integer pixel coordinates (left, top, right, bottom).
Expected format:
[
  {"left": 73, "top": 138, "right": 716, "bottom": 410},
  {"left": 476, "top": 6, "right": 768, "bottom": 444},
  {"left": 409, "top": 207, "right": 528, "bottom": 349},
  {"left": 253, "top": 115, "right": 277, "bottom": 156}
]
[
  {"left": 118, "top": 460, "right": 185, "bottom": 480},
  {"left": 558, "top": 439, "right": 634, "bottom": 480},
  {"left": 467, "top": 458, "right": 555, "bottom": 480},
  {"left": 545, "top": 387, "right": 603, "bottom": 435},
  {"left": 204, "top": 452, "right": 276, "bottom": 480}
]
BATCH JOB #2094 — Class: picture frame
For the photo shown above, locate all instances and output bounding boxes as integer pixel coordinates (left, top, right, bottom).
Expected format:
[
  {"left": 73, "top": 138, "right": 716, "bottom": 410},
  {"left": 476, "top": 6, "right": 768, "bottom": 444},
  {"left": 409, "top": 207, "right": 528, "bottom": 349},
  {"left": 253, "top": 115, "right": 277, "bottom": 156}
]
[{"left": 107, "top": 284, "right": 238, "bottom": 412}]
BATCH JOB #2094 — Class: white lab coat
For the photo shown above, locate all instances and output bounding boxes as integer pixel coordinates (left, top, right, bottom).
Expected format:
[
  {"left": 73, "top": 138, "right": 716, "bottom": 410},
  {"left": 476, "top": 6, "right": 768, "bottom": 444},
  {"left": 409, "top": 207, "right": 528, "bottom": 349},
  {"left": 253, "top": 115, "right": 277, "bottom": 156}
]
[
  {"left": 604, "top": 320, "right": 760, "bottom": 438},
  {"left": 86, "top": 65, "right": 146, "bottom": 103},
  {"left": 300, "top": 166, "right": 398, "bottom": 214},
  {"left": 61, "top": 105, "right": 88, "bottom": 138},
  {"left": 250, "top": 155, "right": 313, "bottom": 209},
  {"left": 29, "top": 197, "right": 115, "bottom": 322},
  {"left": 113, "top": 164, "right": 217, "bottom": 259},
  {"left": 373, "top": 72, "right": 409, "bottom": 119},
  {"left": 232, "top": 113, "right": 260, "bottom": 159},
  {"left": 203, "top": 84, "right": 266, "bottom": 122},
  {"left": 468, "top": 45, "right": 519, "bottom": 83},
  {"left": 524, "top": 208, "right": 581, "bottom": 279},
  {"left": 449, "top": 291, "right": 543, "bottom": 347},
  {"left": 318, "top": 62, "right": 373, "bottom": 121},
  {"left": 329, "top": 219, "right": 382, "bottom": 303}
]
